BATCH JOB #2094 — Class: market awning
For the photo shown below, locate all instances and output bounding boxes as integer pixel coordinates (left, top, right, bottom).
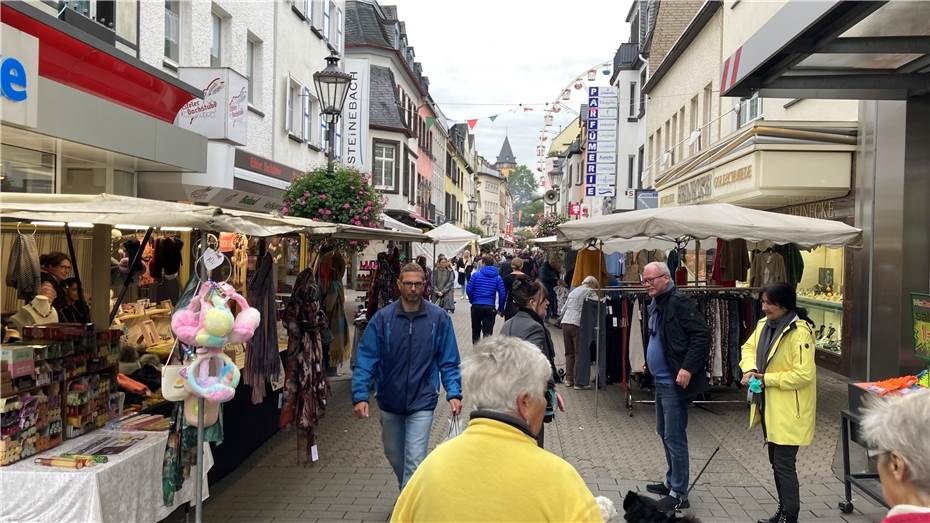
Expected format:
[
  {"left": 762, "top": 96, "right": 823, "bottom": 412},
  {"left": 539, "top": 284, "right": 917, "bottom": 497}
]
[
  {"left": 381, "top": 214, "right": 422, "bottom": 234},
  {"left": 329, "top": 224, "right": 430, "bottom": 243},
  {"left": 556, "top": 203, "right": 861, "bottom": 249},
  {"left": 478, "top": 235, "right": 499, "bottom": 246},
  {"left": 720, "top": 1, "right": 930, "bottom": 100}
]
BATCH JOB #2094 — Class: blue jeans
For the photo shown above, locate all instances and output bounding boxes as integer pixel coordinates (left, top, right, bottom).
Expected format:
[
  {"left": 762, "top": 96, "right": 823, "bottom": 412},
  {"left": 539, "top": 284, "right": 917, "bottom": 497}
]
[
  {"left": 655, "top": 384, "right": 690, "bottom": 499},
  {"left": 380, "top": 410, "right": 434, "bottom": 489}
]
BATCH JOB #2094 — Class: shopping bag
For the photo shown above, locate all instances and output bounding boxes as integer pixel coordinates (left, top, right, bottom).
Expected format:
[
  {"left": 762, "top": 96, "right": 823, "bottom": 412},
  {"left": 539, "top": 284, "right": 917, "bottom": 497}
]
[{"left": 445, "top": 414, "right": 464, "bottom": 441}]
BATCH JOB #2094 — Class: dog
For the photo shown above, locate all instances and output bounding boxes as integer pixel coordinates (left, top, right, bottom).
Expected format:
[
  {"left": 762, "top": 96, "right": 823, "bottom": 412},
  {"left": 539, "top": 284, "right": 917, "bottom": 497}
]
[{"left": 622, "top": 491, "right": 701, "bottom": 523}]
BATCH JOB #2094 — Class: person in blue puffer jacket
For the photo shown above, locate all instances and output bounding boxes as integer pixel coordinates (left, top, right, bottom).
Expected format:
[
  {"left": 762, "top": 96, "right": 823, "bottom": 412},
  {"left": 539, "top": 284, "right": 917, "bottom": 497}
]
[
  {"left": 352, "top": 262, "right": 462, "bottom": 490},
  {"left": 466, "top": 255, "right": 507, "bottom": 343}
]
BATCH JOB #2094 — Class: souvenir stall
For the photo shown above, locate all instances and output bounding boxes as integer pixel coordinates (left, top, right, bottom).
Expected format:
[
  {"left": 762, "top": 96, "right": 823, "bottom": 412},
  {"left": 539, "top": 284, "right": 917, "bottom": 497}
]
[
  {"left": 353, "top": 214, "right": 422, "bottom": 291},
  {"left": 557, "top": 203, "right": 862, "bottom": 416},
  {"left": 0, "top": 194, "right": 332, "bottom": 523}
]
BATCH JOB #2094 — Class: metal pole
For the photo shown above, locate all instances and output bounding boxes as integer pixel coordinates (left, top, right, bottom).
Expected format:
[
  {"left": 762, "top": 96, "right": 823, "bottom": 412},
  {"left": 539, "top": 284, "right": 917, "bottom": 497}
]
[
  {"left": 594, "top": 240, "right": 603, "bottom": 419},
  {"left": 194, "top": 232, "right": 207, "bottom": 523},
  {"left": 326, "top": 117, "right": 337, "bottom": 174},
  {"left": 63, "top": 223, "right": 88, "bottom": 314}
]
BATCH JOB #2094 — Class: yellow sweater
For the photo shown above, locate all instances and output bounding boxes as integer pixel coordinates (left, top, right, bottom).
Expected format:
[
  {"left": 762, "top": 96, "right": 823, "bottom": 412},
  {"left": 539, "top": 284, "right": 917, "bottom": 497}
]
[{"left": 391, "top": 415, "right": 603, "bottom": 523}]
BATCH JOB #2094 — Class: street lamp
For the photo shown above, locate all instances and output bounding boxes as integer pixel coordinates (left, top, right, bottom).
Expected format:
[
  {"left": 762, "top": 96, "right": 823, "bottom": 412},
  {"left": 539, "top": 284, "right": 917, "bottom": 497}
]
[
  {"left": 467, "top": 197, "right": 477, "bottom": 228},
  {"left": 313, "top": 51, "right": 352, "bottom": 174}
]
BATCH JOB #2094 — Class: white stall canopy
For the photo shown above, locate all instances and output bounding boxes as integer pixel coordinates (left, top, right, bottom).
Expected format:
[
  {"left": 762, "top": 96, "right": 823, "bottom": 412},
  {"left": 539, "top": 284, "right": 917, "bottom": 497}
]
[
  {"left": 557, "top": 203, "right": 861, "bottom": 249},
  {"left": 413, "top": 222, "right": 478, "bottom": 261}
]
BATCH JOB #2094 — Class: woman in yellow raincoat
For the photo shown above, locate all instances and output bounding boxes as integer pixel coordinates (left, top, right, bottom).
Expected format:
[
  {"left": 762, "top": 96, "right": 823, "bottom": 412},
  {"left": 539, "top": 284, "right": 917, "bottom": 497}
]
[{"left": 740, "top": 282, "right": 817, "bottom": 523}]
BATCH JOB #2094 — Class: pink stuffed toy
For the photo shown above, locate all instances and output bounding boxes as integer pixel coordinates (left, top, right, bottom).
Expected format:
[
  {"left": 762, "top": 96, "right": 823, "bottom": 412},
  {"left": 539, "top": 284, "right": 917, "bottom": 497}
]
[{"left": 170, "top": 282, "right": 260, "bottom": 348}]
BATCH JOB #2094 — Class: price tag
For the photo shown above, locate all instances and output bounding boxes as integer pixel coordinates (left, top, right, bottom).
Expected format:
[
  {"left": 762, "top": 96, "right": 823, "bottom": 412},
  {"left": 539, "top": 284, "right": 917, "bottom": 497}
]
[
  {"left": 612, "top": 317, "right": 618, "bottom": 328},
  {"left": 310, "top": 444, "right": 319, "bottom": 462},
  {"left": 202, "top": 248, "right": 224, "bottom": 271}
]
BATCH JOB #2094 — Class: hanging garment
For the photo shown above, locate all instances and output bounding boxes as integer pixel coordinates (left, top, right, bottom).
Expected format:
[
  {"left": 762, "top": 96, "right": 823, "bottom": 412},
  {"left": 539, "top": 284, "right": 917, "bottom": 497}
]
[
  {"left": 750, "top": 250, "right": 788, "bottom": 287},
  {"left": 318, "top": 251, "right": 349, "bottom": 366},
  {"left": 161, "top": 401, "right": 223, "bottom": 507},
  {"left": 773, "top": 243, "right": 805, "bottom": 287},
  {"left": 244, "top": 252, "right": 280, "bottom": 404},
  {"left": 605, "top": 252, "right": 623, "bottom": 278},
  {"left": 710, "top": 239, "right": 736, "bottom": 287},
  {"left": 280, "top": 267, "right": 328, "bottom": 463},
  {"left": 629, "top": 297, "right": 646, "bottom": 374},
  {"left": 6, "top": 232, "right": 41, "bottom": 300},
  {"left": 575, "top": 299, "right": 607, "bottom": 387},
  {"left": 138, "top": 242, "right": 156, "bottom": 287},
  {"left": 571, "top": 247, "right": 609, "bottom": 288},
  {"left": 604, "top": 297, "right": 624, "bottom": 385},
  {"left": 667, "top": 249, "right": 680, "bottom": 276},
  {"left": 719, "top": 239, "right": 751, "bottom": 282},
  {"left": 230, "top": 235, "right": 249, "bottom": 291}
]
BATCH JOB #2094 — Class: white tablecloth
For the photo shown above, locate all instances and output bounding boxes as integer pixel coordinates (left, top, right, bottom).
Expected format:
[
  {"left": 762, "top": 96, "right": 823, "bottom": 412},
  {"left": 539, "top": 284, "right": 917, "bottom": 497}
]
[{"left": 0, "top": 431, "right": 212, "bottom": 523}]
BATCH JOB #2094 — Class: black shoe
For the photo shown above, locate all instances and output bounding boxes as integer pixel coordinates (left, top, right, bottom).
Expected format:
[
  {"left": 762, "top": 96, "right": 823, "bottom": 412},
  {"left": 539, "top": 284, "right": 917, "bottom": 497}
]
[
  {"left": 656, "top": 495, "right": 689, "bottom": 512},
  {"left": 646, "top": 483, "right": 671, "bottom": 496},
  {"left": 757, "top": 503, "right": 782, "bottom": 523}
]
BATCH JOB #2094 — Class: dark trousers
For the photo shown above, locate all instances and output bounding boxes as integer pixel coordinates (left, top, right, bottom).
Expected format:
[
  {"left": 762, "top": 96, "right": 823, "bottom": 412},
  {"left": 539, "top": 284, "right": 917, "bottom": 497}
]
[
  {"left": 545, "top": 283, "right": 558, "bottom": 318},
  {"left": 768, "top": 443, "right": 800, "bottom": 519},
  {"left": 562, "top": 324, "right": 579, "bottom": 384},
  {"left": 470, "top": 305, "right": 497, "bottom": 343},
  {"left": 655, "top": 384, "right": 690, "bottom": 499}
]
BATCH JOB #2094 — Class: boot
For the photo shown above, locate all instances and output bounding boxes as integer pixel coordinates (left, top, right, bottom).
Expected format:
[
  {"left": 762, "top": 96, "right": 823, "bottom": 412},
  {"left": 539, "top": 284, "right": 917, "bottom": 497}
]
[
  {"left": 777, "top": 510, "right": 798, "bottom": 523},
  {"left": 757, "top": 502, "right": 782, "bottom": 523}
]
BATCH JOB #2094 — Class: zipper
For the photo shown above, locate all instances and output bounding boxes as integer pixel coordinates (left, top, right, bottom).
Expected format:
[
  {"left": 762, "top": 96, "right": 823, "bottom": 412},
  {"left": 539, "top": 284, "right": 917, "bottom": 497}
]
[
  {"left": 403, "top": 316, "right": 413, "bottom": 412},
  {"left": 795, "top": 391, "right": 801, "bottom": 419}
]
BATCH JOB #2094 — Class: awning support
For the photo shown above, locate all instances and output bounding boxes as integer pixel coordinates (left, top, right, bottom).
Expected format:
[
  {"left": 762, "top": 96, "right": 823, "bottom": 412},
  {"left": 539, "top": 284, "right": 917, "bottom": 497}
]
[{"left": 63, "top": 223, "right": 88, "bottom": 319}]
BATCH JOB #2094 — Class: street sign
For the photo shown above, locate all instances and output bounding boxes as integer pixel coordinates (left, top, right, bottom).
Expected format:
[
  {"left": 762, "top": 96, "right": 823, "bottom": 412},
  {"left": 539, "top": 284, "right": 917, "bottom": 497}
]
[
  {"left": 636, "top": 189, "right": 659, "bottom": 210},
  {"left": 586, "top": 152, "right": 617, "bottom": 164}
]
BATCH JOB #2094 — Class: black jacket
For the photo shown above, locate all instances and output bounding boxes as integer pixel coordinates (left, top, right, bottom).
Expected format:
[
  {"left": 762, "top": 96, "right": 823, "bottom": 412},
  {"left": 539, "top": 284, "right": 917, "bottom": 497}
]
[{"left": 652, "top": 286, "right": 711, "bottom": 398}]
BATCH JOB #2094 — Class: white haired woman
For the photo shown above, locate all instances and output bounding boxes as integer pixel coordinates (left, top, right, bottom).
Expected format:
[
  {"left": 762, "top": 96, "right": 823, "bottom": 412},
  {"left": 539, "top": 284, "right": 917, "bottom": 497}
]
[
  {"left": 559, "top": 275, "right": 599, "bottom": 388},
  {"left": 860, "top": 389, "right": 930, "bottom": 523},
  {"left": 391, "top": 336, "right": 603, "bottom": 523}
]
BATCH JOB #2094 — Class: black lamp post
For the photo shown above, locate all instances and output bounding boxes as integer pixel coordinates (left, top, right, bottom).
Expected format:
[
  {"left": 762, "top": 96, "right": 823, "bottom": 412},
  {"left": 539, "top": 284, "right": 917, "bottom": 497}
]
[{"left": 313, "top": 51, "right": 352, "bottom": 173}]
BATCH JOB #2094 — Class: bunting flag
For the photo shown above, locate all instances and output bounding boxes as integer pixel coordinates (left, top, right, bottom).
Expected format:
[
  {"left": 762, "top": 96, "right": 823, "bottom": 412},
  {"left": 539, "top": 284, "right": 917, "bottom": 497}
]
[
  {"left": 466, "top": 119, "right": 478, "bottom": 131},
  {"left": 425, "top": 116, "right": 436, "bottom": 129},
  {"left": 523, "top": 107, "right": 534, "bottom": 112},
  {"left": 489, "top": 114, "right": 499, "bottom": 122}
]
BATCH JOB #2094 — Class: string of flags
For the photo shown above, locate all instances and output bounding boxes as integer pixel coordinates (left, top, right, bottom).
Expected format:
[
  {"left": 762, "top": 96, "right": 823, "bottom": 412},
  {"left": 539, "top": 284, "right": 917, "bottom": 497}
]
[{"left": 439, "top": 104, "right": 546, "bottom": 133}]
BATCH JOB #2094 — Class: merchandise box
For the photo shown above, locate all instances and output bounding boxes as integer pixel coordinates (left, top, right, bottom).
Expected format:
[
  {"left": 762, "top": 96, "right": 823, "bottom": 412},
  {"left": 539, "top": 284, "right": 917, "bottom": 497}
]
[{"left": 1, "top": 346, "right": 36, "bottom": 379}]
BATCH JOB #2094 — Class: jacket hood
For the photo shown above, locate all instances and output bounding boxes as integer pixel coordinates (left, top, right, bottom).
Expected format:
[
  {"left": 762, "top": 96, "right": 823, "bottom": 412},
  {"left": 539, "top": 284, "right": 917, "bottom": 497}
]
[{"left": 479, "top": 265, "right": 499, "bottom": 277}]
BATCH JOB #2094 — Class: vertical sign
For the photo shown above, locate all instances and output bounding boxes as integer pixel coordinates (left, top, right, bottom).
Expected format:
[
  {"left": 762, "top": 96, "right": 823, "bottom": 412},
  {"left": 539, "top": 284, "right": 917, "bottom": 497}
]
[
  {"left": 342, "top": 58, "right": 370, "bottom": 171},
  {"left": 176, "top": 68, "right": 248, "bottom": 145},
  {"left": 585, "top": 86, "right": 618, "bottom": 198}
]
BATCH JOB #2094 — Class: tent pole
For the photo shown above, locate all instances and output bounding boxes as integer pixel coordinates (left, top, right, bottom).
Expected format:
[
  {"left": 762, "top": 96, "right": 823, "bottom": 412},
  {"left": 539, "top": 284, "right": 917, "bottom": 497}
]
[
  {"left": 194, "top": 232, "right": 207, "bottom": 523},
  {"left": 594, "top": 240, "right": 603, "bottom": 419}
]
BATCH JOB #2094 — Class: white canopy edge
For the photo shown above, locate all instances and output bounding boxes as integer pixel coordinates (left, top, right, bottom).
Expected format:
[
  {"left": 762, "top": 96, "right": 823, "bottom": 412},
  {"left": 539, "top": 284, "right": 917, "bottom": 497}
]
[
  {"left": 478, "top": 235, "right": 499, "bottom": 246},
  {"left": 381, "top": 213, "right": 422, "bottom": 234},
  {"left": 425, "top": 222, "right": 479, "bottom": 243}
]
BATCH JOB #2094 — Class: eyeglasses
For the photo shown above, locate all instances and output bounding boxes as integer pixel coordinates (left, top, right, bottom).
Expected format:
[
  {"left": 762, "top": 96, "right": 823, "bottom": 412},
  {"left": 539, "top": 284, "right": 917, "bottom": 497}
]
[
  {"left": 641, "top": 274, "right": 667, "bottom": 286},
  {"left": 400, "top": 281, "right": 424, "bottom": 288},
  {"left": 57, "top": 264, "right": 73, "bottom": 270}
]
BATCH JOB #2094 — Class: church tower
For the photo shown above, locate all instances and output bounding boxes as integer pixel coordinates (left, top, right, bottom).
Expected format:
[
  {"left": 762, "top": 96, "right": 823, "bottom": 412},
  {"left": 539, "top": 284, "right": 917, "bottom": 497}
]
[{"left": 494, "top": 136, "right": 517, "bottom": 178}]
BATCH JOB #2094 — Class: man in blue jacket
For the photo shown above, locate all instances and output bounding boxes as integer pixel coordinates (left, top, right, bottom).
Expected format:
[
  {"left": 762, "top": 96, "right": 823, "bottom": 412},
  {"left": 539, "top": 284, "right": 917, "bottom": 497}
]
[
  {"left": 466, "top": 255, "right": 507, "bottom": 343},
  {"left": 352, "top": 262, "right": 462, "bottom": 490}
]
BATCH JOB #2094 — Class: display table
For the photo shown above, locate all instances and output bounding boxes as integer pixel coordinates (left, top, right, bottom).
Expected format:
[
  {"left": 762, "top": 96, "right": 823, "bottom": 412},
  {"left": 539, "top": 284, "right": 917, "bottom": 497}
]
[{"left": 0, "top": 430, "right": 212, "bottom": 523}]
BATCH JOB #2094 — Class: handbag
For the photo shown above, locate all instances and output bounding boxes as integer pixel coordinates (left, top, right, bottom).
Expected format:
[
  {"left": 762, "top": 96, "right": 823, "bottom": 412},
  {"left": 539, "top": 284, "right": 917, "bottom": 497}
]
[
  {"left": 161, "top": 342, "right": 189, "bottom": 402},
  {"left": 544, "top": 386, "right": 556, "bottom": 423},
  {"left": 444, "top": 414, "right": 464, "bottom": 441}
]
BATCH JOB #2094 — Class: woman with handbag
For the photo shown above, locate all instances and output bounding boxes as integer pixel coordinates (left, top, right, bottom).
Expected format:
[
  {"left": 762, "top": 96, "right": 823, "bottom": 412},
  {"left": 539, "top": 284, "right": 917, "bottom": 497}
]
[{"left": 499, "top": 276, "right": 564, "bottom": 447}]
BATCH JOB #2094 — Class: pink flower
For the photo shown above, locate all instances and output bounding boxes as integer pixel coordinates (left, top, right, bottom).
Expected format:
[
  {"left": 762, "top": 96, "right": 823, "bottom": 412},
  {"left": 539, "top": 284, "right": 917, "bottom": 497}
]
[
  {"left": 318, "top": 208, "right": 325, "bottom": 214},
  {"left": 320, "top": 194, "right": 327, "bottom": 200},
  {"left": 343, "top": 203, "right": 351, "bottom": 209},
  {"left": 303, "top": 191, "right": 310, "bottom": 198},
  {"left": 281, "top": 206, "right": 289, "bottom": 215}
]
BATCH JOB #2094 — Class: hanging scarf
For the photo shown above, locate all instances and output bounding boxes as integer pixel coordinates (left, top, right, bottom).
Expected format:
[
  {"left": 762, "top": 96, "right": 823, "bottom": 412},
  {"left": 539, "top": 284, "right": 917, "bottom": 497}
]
[
  {"left": 750, "top": 313, "right": 796, "bottom": 408},
  {"left": 244, "top": 252, "right": 279, "bottom": 404}
]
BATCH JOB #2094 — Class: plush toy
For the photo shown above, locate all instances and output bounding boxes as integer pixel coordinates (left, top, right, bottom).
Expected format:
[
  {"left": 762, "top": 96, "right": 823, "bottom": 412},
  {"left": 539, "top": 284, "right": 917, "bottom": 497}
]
[
  {"left": 170, "top": 282, "right": 260, "bottom": 348},
  {"left": 179, "top": 349, "right": 240, "bottom": 403}
]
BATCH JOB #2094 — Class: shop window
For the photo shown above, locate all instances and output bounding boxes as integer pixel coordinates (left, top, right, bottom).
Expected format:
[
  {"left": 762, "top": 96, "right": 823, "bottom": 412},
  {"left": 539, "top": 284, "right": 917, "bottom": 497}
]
[
  {"left": 62, "top": 167, "right": 107, "bottom": 195},
  {"left": 737, "top": 93, "right": 763, "bottom": 128},
  {"left": 320, "top": 116, "right": 327, "bottom": 150},
  {"left": 246, "top": 37, "right": 261, "bottom": 106},
  {"left": 372, "top": 141, "right": 396, "bottom": 191},
  {"left": 112, "top": 169, "right": 136, "bottom": 196},
  {"left": 210, "top": 12, "right": 222, "bottom": 67},
  {"left": 0, "top": 144, "right": 55, "bottom": 194},
  {"left": 164, "top": 0, "right": 180, "bottom": 62}
]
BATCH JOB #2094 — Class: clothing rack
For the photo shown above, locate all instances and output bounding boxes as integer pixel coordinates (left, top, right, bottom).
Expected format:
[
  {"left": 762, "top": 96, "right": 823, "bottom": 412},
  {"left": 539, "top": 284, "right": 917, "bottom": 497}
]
[{"left": 588, "top": 283, "right": 761, "bottom": 418}]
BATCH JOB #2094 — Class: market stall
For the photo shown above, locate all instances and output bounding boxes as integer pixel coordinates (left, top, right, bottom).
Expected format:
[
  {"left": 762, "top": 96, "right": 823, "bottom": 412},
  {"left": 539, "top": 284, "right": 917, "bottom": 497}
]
[{"left": 412, "top": 222, "right": 478, "bottom": 262}]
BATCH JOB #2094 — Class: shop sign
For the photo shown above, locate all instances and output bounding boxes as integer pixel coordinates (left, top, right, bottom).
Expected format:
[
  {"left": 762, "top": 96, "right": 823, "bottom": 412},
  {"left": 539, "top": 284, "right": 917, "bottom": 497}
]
[
  {"left": 777, "top": 194, "right": 855, "bottom": 221},
  {"left": 186, "top": 185, "right": 284, "bottom": 212},
  {"left": 234, "top": 149, "right": 303, "bottom": 181},
  {"left": 677, "top": 173, "right": 713, "bottom": 205},
  {"left": 585, "top": 86, "right": 618, "bottom": 197},
  {"left": 1, "top": 24, "right": 39, "bottom": 128},
  {"left": 569, "top": 202, "right": 582, "bottom": 216},
  {"left": 660, "top": 192, "right": 676, "bottom": 206},
  {"left": 175, "top": 68, "right": 248, "bottom": 145},
  {"left": 342, "top": 58, "right": 370, "bottom": 171},
  {"left": 636, "top": 189, "right": 659, "bottom": 210},
  {"left": 910, "top": 293, "right": 930, "bottom": 362}
]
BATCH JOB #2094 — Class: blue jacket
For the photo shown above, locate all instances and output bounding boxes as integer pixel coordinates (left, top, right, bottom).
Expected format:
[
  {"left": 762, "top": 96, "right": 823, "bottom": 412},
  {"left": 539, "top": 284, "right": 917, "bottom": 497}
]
[
  {"left": 467, "top": 265, "right": 507, "bottom": 311},
  {"left": 352, "top": 300, "right": 462, "bottom": 415}
]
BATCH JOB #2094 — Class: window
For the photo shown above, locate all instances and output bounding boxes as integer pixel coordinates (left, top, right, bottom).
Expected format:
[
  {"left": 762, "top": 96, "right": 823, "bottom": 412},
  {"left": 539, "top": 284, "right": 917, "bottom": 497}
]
[
  {"left": 286, "top": 78, "right": 304, "bottom": 140},
  {"left": 0, "top": 144, "right": 55, "bottom": 194},
  {"left": 648, "top": 135, "right": 654, "bottom": 167},
  {"left": 702, "top": 83, "right": 713, "bottom": 148},
  {"left": 303, "top": 87, "right": 312, "bottom": 142},
  {"left": 637, "top": 146, "right": 644, "bottom": 189},
  {"left": 210, "top": 12, "right": 222, "bottom": 67},
  {"left": 164, "top": 0, "right": 180, "bottom": 61},
  {"left": 670, "top": 113, "right": 677, "bottom": 165},
  {"left": 627, "top": 155, "right": 635, "bottom": 189},
  {"left": 737, "top": 93, "right": 763, "bottom": 128},
  {"left": 689, "top": 95, "right": 699, "bottom": 154},
  {"left": 334, "top": 126, "right": 342, "bottom": 160},
  {"left": 294, "top": 0, "right": 310, "bottom": 21},
  {"left": 335, "top": 7, "right": 344, "bottom": 53},
  {"left": 246, "top": 38, "right": 260, "bottom": 105},
  {"left": 320, "top": 117, "right": 327, "bottom": 149},
  {"left": 373, "top": 142, "right": 396, "bottom": 190},
  {"left": 639, "top": 69, "right": 647, "bottom": 117},
  {"left": 678, "top": 107, "right": 685, "bottom": 162},
  {"left": 629, "top": 82, "right": 637, "bottom": 117},
  {"left": 323, "top": 0, "right": 332, "bottom": 41}
]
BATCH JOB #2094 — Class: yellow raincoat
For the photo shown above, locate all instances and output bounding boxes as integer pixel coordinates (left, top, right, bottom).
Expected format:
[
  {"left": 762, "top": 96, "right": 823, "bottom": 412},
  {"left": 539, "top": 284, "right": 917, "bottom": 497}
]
[{"left": 740, "top": 317, "right": 817, "bottom": 446}]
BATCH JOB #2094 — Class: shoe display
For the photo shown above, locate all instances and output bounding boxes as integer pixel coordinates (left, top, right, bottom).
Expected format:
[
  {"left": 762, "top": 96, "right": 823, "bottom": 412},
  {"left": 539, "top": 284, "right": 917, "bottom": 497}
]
[
  {"left": 645, "top": 483, "right": 670, "bottom": 496},
  {"left": 656, "top": 495, "right": 689, "bottom": 512}
]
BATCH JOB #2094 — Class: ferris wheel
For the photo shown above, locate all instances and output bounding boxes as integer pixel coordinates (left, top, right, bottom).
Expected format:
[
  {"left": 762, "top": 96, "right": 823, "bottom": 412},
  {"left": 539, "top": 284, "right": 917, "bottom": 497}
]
[{"left": 535, "top": 61, "right": 613, "bottom": 175}]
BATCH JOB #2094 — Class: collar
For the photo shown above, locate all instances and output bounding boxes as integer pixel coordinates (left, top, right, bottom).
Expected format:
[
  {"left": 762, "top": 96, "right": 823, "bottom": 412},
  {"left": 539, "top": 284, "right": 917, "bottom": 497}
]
[
  {"left": 518, "top": 307, "right": 545, "bottom": 325},
  {"left": 393, "top": 299, "right": 426, "bottom": 318},
  {"left": 887, "top": 505, "right": 930, "bottom": 516},
  {"left": 470, "top": 409, "right": 537, "bottom": 440}
]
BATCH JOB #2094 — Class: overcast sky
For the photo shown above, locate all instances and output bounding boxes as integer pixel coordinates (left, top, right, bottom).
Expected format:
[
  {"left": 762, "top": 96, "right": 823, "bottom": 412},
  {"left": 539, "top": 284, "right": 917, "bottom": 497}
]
[{"left": 386, "top": 0, "right": 631, "bottom": 172}]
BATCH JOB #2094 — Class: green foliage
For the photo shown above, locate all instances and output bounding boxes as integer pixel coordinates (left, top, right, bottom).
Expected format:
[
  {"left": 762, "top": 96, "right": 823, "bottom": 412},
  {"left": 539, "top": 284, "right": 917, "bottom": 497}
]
[
  {"left": 516, "top": 199, "right": 544, "bottom": 227},
  {"left": 465, "top": 225, "right": 485, "bottom": 237},
  {"left": 534, "top": 213, "right": 566, "bottom": 238},
  {"left": 282, "top": 165, "right": 386, "bottom": 252},
  {"left": 507, "top": 164, "right": 539, "bottom": 207}
]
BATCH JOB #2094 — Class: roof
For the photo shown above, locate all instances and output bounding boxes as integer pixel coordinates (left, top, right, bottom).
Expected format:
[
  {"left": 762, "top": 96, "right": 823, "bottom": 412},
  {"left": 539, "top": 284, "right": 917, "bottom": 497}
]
[
  {"left": 345, "top": 0, "right": 394, "bottom": 48},
  {"left": 643, "top": 1, "right": 722, "bottom": 94},
  {"left": 368, "top": 65, "right": 406, "bottom": 130},
  {"left": 495, "top": 136, "right": 516, "bottom": 165}
]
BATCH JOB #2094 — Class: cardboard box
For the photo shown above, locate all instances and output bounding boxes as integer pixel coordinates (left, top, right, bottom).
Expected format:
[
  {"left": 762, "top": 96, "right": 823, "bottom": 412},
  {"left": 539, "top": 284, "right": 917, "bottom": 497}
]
[{"left": 1, "top": 346, "right": 35, "bottom": 379}]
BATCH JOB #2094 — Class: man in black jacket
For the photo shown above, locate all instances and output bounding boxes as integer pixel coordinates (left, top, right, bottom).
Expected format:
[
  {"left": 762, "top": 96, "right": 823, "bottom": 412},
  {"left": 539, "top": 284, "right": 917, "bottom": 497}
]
[{"left": 641, "top": 261, "right": 710, "bottom": 512}]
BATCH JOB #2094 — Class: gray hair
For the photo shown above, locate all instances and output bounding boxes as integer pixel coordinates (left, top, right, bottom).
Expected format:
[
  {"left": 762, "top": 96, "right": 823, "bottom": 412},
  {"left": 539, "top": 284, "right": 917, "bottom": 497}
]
[
  {"left": 462, "top": 335, "right": 552, "bottom": 415},
  {"left": 644, "top": 261, "right": 671, "bottom": 277},
  {"left": 582, "top": 276, "right": 599, "bottom": 288},
  {"left": 860, "top": 389, "right": 930, "bottom": 495}
]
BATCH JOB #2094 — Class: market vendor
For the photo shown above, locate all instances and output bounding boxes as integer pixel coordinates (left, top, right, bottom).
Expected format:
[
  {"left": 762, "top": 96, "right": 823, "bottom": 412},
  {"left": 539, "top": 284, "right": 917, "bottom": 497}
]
[{"left": 39, "top": 251, "right": 72, "bottom": 311}]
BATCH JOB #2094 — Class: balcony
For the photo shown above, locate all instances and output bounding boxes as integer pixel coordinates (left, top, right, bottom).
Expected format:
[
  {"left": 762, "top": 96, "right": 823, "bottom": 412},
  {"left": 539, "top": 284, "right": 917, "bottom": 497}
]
[{"left": 612, "top": 43, "right": 642, "bottom": 78}]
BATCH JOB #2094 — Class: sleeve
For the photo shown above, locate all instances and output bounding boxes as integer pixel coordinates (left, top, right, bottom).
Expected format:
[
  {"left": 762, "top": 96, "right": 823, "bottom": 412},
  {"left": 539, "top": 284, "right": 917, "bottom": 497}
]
[
  {"left": 436, "top": 314, "right": 462, "bottom": 401},
  {"left": 443, "top": 273, "right": 454, "bottom": 293},
  {"left": 466, "top": 273, "right": 476, "bottom": 300},
  {"left": 39, "top": 281, "right": 57, "bottom": 301},
  {"left": 740, "top": 325, "right": 760, "bottom": 372},
  {"left": 764, "top": 330, "right": 816, "bottom": 390},
  {"left": 559, "top": 463, "right": 606, "bottom": 523},
  {"left": 526, "top": 326, "right": 557, "bottom": 385},
  {"left": 351, "top": 316, "right": 381, "bottom": 405},
  {"left": 679, "top": 297, "right": 711, "bottom": 375},
  {"left": 496, "top": 276, "right": 507, "bottom": 312}
]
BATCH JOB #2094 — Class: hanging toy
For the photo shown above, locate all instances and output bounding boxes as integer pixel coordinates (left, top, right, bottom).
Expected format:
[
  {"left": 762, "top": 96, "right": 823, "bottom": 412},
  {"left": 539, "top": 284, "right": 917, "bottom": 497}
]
[{"left": 179, "top": 350, "right": 240, "bottom": 403}]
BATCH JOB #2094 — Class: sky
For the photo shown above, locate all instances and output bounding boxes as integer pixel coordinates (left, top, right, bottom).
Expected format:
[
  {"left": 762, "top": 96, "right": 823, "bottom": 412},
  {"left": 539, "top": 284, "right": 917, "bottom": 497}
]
[{"left": 386, "top": 0, "right": 632, "bottom": 173}]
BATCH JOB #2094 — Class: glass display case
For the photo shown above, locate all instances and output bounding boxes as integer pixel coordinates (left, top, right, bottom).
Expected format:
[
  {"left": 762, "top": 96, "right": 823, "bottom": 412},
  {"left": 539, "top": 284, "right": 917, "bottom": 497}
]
[{"left": 797, "top": 246, "right": 845, "bottom": 356}]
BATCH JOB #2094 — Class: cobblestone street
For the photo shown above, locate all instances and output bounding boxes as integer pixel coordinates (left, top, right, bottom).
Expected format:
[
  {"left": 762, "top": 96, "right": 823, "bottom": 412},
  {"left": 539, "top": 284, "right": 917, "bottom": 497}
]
[{"left": 198, "top": 290, "right": 887, "bottom": 523}]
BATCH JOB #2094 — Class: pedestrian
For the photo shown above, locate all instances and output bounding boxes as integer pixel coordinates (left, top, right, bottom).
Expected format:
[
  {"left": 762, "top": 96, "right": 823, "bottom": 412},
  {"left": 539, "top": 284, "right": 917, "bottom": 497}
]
[
  {"left": 58, "top": 277, "right": 90, "bottom": 324},
  {"left": 38, "top": 251, "right": 73, "bottom": 312},
  {"left": 859, "top": 389, "right": 930, "bottom": 523},
  {"left": 559, "top": 276, "right": 599, "bottom": 388},
  {"left": 521, "top": 250, "right": 539, "bottom": 280},
  {"left": 390, "top": 336, "right": 602, "bottom": 523},
  {"left": 500, "top": 253, "right": 513, "bottom": 277},
  {"left": 456, "top": 251, "right": 474, "bottom": 299},
  {"left": 740, "top": 282, "right": 818, "bottom": 523},
  {"left": 466, "top": 255, "right": 507, "bottom": 343},
  {"left": 499, "top": 277, "right": 564, "bottom": 447},
  {"left": 539, "top": 254, "right": 561, "bottom": 320},
  {"left": 502, "top": 257, "right": 526, "bottom": 320},
  {"left": 432, "top": 257, "right": 456, "bottom": 313},
  {"left": 351, "top": 262, "right": 463, "bottom": 489},
  {"left": 641, "top": 261, "right": 710, "bottom": 512},
  {"left": 415, "top": 255, "right": 432, "bottom": 301}
]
